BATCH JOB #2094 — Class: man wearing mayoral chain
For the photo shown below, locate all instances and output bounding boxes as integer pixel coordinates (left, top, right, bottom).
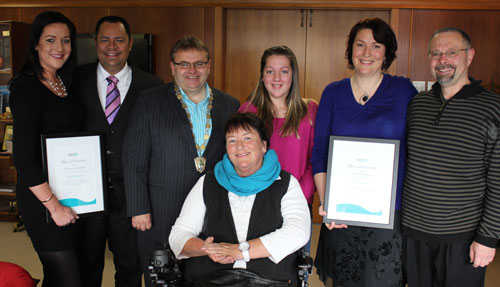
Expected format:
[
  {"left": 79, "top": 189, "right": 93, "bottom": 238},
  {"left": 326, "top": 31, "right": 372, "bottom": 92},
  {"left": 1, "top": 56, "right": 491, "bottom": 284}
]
[{"left": 122, "top": 35, "right": 239, "bottom": 286}]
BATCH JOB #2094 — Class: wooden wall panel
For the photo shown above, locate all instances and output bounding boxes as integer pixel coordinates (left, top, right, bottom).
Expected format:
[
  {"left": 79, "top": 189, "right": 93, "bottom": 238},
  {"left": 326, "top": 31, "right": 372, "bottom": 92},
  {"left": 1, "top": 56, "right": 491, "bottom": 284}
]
[
  {"left": 203, "top": 7, "right": 217, "bottom": 88},
  {"left": 19, "top": 8, "right": 107, "bottom": 33},
  {"left": 410, "top": 10, "right": 500, "bottom": 92},
  {"left": 304, "top": 9, "right": 390, "bottom": 102},
  {"left": 224, "top": 9, "right": 307, "bottom": 102},
  {"left": 0, "top": 8, "right": 20, "bottom": 21},
  {"left": 110, "top": 7, "right": 208, "bottom": 83},
  {"left": 394, "top": 9, "right": 412, "bottom": 77},
  {"left": 0, "top": 7, "right": 211, "bottom": 84},
  {"left": 212, "top": 7, "right": 225, "bottom": 90},
  {"left": 2, "top": 0, "right": 500, "bottom": 10}
]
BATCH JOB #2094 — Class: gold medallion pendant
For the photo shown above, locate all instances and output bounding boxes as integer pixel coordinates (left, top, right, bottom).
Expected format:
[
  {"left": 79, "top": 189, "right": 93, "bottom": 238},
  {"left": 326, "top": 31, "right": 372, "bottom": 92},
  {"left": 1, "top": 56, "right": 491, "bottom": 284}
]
[
  {"left": 194, "top": 156, "right": 207, "bottom": 173},
  {"left": 175, "top": 85, "right": 213, "bottom": 174}
]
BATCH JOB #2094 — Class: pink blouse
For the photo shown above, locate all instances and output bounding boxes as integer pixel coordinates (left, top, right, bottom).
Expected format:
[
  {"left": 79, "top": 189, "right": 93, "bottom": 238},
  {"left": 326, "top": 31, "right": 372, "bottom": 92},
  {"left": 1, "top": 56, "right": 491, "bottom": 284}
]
[{"left": 239, "top": 101, "right": 317, "bottom": 203}]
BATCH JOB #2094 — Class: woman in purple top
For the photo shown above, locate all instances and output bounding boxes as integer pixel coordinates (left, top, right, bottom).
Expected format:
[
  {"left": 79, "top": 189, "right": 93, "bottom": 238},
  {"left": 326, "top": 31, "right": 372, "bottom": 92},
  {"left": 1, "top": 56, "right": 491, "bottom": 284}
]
[
  {"left": 312, "top": 18, "right": 418, "bottom": 287},
  {"left": 239, "top": 46, "right": 317, "bottom": 205}
]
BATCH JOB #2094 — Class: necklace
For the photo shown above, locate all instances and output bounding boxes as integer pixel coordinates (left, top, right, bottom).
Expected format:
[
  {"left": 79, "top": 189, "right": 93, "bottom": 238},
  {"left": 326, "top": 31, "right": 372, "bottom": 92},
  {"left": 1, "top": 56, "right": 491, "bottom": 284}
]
[
  {"left": 272, "top": 103, "right": 288, "bottom": 118},
  {"left": 45, "top": 74, "right": 67, "bottom": 98},
  {"left": 352, "top": 73, "right": 383, "bottom": 105},
  {"left": 175, "top": 85, "right": 214, "bottom": 173}
]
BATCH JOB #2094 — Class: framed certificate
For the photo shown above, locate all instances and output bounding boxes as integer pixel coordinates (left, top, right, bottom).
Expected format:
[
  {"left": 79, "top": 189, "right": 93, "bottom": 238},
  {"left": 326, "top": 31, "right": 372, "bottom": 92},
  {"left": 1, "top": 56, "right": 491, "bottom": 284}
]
[
  {"left": 324, "top": 136, "right": 399, "bottom": 229},
  {"left": 41, "top": 133, "right": 106, "bottom": 215}
]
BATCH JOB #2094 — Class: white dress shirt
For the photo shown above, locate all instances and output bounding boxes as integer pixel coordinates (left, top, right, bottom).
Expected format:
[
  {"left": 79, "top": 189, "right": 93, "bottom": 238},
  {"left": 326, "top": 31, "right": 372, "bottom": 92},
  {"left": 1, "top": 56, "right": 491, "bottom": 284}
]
[
  {"left": 97, "top": 63, "right": 132, "bottom": 111},
  {"left": 169, "top": 174, "right": 311, "bottom": 269}
]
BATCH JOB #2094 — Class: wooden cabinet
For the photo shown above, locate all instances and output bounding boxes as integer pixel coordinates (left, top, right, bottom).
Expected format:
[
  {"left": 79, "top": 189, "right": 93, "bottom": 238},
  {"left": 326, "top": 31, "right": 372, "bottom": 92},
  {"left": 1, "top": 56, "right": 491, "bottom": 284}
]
[
  {"left": 303, "top": 10, "right": 390, "bottom": 102},
  {"left": 0, "top": 21, "right": 29, "bottom": 221},
  {"left": 224, "top": 9, "right": 390, "bottom": 103},
  {"left": 224, "top": 9, "right": 390, "bottom": 222}
]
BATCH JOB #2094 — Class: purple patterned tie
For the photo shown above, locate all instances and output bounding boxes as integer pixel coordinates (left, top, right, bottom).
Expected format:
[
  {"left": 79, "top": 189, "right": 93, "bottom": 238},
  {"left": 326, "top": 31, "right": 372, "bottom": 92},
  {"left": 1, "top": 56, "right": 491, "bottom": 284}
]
[{"left": 105, "top": 75, "right": 120, "bottom": 124}]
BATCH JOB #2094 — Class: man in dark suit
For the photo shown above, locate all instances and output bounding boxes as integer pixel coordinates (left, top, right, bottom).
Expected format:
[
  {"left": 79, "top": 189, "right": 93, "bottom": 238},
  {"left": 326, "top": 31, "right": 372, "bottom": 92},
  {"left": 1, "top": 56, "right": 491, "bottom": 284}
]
[
  {"left": 74, "top": 16, "right": 163, "bottom": 287},
  {"left": 122, "top": 35, "right": 239, "bottom": 287}
]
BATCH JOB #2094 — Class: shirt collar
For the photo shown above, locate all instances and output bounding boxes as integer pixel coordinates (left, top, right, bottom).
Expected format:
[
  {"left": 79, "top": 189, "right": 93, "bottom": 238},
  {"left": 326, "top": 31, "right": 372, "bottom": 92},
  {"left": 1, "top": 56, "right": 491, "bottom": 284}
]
[
  {"left": 179, "top": 83, "right": 211, "bottom": 106},
  {"left": 97, "top": 63, "right": 131, "bottom": 83},
  {"left": 430, "top": 77, "right": 483, "bottom": 100}
]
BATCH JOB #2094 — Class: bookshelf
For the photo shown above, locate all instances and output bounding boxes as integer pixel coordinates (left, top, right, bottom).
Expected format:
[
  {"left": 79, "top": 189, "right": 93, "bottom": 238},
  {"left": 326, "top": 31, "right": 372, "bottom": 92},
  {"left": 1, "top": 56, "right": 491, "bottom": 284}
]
[{"left": 0, "top": 21, "right": 30, "bottom": 222}]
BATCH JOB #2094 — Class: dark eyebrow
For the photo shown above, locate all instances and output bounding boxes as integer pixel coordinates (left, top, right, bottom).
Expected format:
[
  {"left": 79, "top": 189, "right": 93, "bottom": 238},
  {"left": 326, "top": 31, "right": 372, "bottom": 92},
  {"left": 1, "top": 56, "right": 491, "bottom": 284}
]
[{"left": 98, "top": 36, "right": 125, "bottom": 39}]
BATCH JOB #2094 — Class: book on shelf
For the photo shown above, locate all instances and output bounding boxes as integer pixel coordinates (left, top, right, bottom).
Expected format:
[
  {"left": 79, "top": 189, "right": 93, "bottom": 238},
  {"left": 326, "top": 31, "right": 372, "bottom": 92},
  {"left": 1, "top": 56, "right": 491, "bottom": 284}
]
[
  {"left": 0, "top": 85, "right": 9, "bottom": 113},
  {"left": 0, "top": 34, "right": 10, "bottom": 71},
  {"left": 0, "top": 184, "right": 14, "bottom": 193}
]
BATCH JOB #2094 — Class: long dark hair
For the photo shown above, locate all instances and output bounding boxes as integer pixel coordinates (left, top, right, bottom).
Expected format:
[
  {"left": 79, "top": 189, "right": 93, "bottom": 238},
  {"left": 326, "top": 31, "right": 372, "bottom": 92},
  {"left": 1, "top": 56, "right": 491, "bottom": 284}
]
[
  {"left": 245, "top": 46, "right": 308, "bottom": 137},
  {"left": 20, "top": 11, "right": 76, "bottom": 85}
]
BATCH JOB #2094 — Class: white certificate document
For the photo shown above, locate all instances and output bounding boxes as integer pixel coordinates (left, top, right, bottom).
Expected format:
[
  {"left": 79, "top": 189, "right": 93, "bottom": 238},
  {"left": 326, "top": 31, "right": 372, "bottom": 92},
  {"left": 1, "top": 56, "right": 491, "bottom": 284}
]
[
  {"left": 43, "top": 134, "right": 105, "bottom": 214},
  {"left": 324, "top": 136, "right": 399, "bottom": 229}
]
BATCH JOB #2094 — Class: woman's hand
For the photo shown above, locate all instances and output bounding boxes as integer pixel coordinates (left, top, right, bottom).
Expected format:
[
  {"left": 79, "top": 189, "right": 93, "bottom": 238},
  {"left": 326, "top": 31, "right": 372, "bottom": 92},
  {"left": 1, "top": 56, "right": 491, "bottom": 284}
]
[
  {"left": 29, "top": 182, "right": 78, "bottom": 226},
  {"left": 202, "top": 237, "right": 237, "bottom": 264},
  {"left": 44, "top": 199, "right": 79, "bottom": 226},
  {"left": 319, "top": 204, "right": 348, "bottom": 230}
]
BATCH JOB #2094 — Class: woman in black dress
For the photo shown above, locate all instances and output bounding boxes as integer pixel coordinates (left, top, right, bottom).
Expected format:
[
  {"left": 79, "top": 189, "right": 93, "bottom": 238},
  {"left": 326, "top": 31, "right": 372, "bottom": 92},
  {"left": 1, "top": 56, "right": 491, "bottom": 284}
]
[{"left": 9, "top": 11, "right": 82, "bottom": 286}]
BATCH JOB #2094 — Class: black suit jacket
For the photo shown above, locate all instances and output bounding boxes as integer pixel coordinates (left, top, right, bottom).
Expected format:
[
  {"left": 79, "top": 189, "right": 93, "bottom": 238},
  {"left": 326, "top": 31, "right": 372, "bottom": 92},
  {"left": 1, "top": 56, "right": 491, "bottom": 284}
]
[
  {"left": 74, "top": 63, "right": 163, "bottom": 211},
  {"left": 122, "top": 82, "right": 240, "bottom": 247}
]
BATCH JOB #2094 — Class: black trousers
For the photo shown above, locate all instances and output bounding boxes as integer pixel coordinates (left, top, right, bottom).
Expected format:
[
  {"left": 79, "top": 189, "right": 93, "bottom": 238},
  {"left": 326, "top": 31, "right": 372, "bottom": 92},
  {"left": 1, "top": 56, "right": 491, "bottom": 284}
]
[
  {"left": 76, "top": 213, "right": 106, "bottom": 287},
  {"left": 404, "top": 235, "right": 486, "bottom": 287},
  {"left": 77, "top": 208, "right": 142, "bottom": 287}
]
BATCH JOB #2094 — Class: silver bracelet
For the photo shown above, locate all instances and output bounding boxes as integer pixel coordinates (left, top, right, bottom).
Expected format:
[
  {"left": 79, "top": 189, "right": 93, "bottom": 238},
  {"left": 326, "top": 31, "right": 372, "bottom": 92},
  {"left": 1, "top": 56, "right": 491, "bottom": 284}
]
[{"left": 41, "top": 193, "right": 54, "bottom": 203}]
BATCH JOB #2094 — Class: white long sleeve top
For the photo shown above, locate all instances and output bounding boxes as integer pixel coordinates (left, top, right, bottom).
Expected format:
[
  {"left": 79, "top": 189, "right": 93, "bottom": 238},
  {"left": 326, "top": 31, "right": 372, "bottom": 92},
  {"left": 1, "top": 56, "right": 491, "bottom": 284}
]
[{"left": 169, "top": 174, "right": 311, "bottom": 269}]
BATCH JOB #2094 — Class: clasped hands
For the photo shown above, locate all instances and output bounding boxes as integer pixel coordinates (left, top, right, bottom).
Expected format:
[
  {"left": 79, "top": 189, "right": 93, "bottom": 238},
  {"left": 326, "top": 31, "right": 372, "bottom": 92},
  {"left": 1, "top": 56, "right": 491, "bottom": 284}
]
[{"left": 201, "top": 236, "right": 242, "bottom": 264}]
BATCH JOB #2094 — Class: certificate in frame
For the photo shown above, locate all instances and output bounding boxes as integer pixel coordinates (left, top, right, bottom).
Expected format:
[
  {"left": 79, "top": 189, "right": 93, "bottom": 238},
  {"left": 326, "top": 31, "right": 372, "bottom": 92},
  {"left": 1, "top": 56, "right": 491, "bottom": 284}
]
[
  {"left": 41, "top": 133, "right": 106, "bottom": 215},
  {"left": 324, "top": 136, "right": 399, "bottom": 229}
]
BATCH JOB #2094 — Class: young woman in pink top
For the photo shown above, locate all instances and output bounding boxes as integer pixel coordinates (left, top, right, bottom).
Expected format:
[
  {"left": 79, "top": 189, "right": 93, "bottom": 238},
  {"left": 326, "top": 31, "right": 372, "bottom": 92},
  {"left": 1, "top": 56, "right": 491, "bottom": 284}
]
[{"left": 239, "top": 45, "right": 317, "bottom": 207}]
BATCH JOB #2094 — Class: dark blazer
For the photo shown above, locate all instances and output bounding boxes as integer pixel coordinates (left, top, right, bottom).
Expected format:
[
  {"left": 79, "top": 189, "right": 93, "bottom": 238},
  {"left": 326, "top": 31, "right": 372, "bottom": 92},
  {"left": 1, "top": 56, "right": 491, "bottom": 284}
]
[
  {"left": 122, "top": 82, "right": 240, "bottom": 248},
  {"left": 74, "top": 63, "right": 163, "bottom": 211}
]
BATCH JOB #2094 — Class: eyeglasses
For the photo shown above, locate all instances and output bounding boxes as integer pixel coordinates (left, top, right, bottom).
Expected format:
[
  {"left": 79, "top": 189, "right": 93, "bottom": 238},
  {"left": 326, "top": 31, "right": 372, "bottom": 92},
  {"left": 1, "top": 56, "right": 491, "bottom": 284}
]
[
  {"left": 429, "top": 48, "right": 468, "bottom": 60},
  {"left": 173, "top": 61, "right": 209, "bottom": 70}
]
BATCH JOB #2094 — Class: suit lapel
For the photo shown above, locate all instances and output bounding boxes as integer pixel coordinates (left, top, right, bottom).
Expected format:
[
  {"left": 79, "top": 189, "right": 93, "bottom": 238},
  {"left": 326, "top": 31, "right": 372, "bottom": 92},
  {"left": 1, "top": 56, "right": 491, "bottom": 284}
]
[
  {"left": 169, "top": 84, "right": 198, "bottom": 156},
  {"left": 87, "top": 65, "right": 109, "bottom": 126},
  {"left": 111, "top": 68, "right": 138, "bottom": 127}
]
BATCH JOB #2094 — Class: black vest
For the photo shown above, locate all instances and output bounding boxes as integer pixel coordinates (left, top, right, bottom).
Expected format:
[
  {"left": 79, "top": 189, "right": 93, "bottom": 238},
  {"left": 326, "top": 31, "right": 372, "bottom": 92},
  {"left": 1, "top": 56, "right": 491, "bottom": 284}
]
[{"left": 183, "top": 171, "right": 298, "bottom": 286}]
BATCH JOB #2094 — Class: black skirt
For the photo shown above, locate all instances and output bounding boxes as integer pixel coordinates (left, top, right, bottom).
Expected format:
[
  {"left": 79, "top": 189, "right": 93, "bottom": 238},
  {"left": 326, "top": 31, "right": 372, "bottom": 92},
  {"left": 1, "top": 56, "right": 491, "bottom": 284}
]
[
  {"left": 314, "top": 213, "right": 404, "bottom": 287},
  {"left": 17, "top": 186, "right": 78, "bottom": 252}
]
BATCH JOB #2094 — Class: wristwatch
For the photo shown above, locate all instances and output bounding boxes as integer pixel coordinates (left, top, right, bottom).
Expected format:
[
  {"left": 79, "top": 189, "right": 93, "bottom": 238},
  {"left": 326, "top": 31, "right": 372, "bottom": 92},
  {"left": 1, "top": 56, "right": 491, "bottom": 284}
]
[{"left": 238, "top": 241, "right": 250, "bottom": 262}]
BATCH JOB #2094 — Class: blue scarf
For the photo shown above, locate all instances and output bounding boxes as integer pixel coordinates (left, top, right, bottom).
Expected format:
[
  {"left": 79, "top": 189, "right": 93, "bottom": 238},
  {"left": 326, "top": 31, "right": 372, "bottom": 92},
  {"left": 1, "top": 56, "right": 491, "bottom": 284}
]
[{"left": 214, "top": 149, "right": 281, "bottom": 196}]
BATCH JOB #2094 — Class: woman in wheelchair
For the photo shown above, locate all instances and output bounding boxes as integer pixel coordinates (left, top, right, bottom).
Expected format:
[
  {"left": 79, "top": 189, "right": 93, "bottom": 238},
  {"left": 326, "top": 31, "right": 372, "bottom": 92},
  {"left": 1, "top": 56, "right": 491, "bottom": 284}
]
[{"left": 169, "top": 113, "right": 310, "bottom": 286}]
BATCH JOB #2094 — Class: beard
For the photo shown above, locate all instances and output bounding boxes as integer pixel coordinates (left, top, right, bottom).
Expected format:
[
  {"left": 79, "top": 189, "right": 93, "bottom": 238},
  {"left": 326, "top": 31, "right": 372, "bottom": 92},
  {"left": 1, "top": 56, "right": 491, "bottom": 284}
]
[{"left": 434, "top": 64, "right": 457, "bottom": 85}]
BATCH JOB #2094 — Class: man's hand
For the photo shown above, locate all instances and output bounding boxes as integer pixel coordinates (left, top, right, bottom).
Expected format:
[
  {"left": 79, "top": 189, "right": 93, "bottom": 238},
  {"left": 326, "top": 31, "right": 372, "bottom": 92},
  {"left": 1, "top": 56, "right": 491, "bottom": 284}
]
[
  {"left": 132, "top": 213, "right": 152, "bottom": 231},
  {"left": 470, "top": 241, "right": 496, "bottom": 268},
  {"left": 319, "top": 204, "right": 348, "bottom": 230}
]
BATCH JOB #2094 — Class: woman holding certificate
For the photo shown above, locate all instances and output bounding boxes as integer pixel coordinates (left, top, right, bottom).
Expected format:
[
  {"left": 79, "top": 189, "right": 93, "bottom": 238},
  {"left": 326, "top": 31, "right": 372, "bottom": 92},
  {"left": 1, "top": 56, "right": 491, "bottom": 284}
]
[
  {"left": 9, "top": 11, "right": 82, "bottom": 286},
  {"left": 311, "top": 18, "right": 417, "bottom": 287}
]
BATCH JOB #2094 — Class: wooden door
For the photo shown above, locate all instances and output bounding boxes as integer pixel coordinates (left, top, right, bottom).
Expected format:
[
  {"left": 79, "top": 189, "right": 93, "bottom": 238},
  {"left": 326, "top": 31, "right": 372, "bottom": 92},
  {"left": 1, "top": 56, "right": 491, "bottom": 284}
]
[
  {"left": 304, "top": 10, "right": 391, "bottom": 102},
  {"left": 304, "top": 10, "right": 391, "bottom": 223},
  {"left": 224, "top": 9, "right": 307, "bottom": 103}
]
